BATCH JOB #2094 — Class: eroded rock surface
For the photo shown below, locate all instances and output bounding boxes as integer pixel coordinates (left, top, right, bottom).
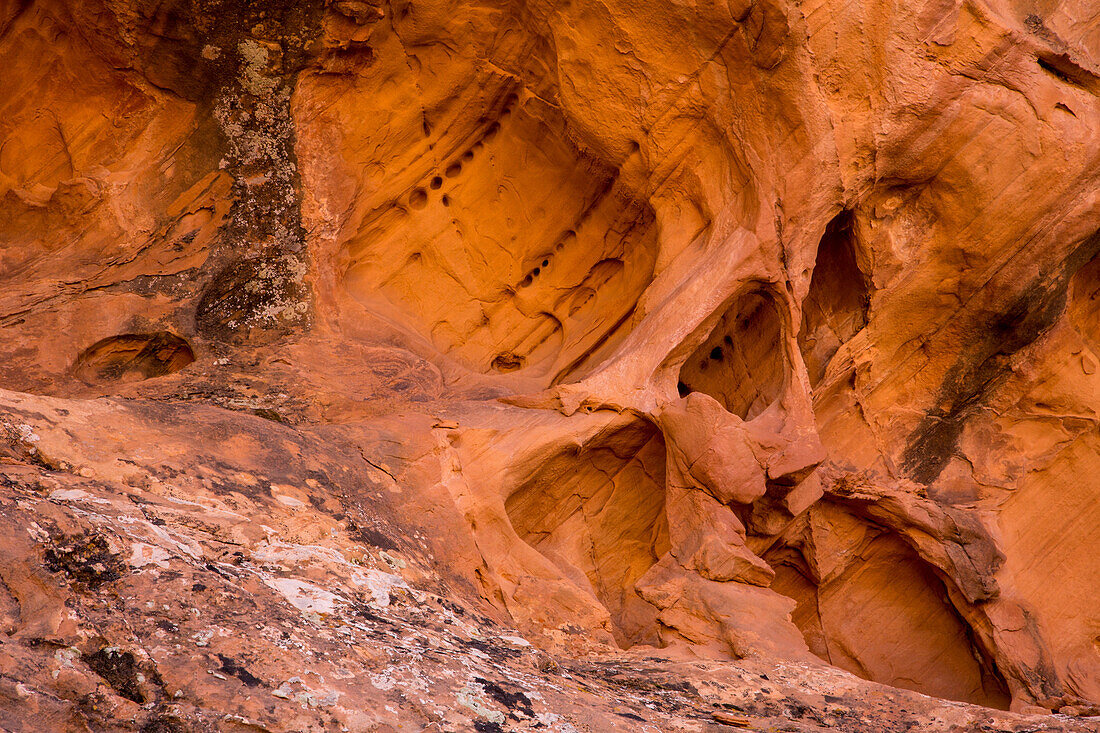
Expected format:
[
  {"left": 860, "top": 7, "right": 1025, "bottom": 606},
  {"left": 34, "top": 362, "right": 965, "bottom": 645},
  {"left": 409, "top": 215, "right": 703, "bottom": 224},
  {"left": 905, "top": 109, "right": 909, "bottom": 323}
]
[{"left": 1, "top": 0, "right": 1099, "bottom": 730}]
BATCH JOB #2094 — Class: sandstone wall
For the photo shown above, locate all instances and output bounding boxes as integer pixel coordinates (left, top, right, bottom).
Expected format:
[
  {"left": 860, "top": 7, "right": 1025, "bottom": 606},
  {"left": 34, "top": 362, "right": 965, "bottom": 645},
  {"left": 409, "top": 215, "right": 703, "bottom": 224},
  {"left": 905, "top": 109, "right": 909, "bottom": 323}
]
[{"left": 1, "top": 0, "right": 1098, "bottom": 728}]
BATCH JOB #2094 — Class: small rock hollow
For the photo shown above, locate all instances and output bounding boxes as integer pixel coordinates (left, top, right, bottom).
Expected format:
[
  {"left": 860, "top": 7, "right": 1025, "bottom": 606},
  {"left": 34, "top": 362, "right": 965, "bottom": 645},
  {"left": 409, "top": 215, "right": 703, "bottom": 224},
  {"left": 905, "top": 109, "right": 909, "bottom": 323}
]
[
  {"left": 678, "top": 290, "right": 786, "bottom": 419},
  {"left": 505, "top": 419, "right": 667, "bottom": 648},
  {"left": 73, "top": 332, "right": 195, "bottom": 384},
  {"left": 798, "top": 211, "right": 871, "bottom": 386}
]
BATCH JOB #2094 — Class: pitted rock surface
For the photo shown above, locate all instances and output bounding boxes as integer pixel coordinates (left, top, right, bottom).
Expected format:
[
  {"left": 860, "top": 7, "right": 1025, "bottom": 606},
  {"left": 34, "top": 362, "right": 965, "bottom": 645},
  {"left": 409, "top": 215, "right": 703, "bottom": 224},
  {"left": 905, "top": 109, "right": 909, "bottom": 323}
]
[{"left": 1, "top": 0, "right": 1099, "bottom": 730}]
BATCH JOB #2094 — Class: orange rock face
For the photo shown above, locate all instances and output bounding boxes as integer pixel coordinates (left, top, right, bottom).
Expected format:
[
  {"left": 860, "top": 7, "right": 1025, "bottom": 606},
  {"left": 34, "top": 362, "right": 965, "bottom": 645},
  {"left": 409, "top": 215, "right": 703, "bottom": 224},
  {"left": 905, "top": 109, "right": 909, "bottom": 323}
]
[{"left": 1, "top": 0, "right": 1099, "bottom": 730}]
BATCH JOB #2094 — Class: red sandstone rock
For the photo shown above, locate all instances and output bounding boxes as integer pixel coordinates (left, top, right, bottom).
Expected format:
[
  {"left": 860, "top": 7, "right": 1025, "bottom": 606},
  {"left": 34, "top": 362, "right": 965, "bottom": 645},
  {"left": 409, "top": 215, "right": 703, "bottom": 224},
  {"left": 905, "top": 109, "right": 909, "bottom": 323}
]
[{"left": 1, "top": 0, "right": 1099, "bottom": 730}]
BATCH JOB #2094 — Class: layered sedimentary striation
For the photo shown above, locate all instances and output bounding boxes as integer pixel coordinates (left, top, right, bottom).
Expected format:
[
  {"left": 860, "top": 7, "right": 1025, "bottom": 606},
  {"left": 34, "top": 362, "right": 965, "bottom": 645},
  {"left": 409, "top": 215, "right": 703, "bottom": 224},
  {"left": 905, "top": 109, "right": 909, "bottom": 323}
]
[{"left": 1, "top": 0, "right": 1099, "bottom": 730}]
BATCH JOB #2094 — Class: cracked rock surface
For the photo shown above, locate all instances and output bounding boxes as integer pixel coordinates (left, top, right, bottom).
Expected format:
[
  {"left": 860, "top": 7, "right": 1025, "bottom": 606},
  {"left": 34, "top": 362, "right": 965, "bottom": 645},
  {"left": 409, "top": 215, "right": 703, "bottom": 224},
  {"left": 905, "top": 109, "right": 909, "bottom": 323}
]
[{"left": 1, "top": 0, "right": 1099, "bottom": 730}]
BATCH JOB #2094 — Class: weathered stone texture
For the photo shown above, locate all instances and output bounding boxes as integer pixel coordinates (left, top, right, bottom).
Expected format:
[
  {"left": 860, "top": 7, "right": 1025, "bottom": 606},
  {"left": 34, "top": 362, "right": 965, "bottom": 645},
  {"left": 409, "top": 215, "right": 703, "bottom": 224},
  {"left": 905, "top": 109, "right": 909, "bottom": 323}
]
[{"left": 1, "top": 0, "right": 1098, "bottom": 729}]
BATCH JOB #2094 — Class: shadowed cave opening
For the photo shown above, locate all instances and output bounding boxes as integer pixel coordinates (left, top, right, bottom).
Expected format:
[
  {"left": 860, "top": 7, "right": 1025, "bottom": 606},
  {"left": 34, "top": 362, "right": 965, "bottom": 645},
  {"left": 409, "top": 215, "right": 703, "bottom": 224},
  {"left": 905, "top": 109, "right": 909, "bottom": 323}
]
[
  {"left": 798, "top": 210, "right": 871, "bottom": 387},
  {"left": 73, "top": 332, "right": 195, "bottom": 384},
  {"left": 504, "top": 420, "right": 668, "bottom": 648},
  {"left": 343, "top": 93, "right": 658, "bottom": 383},
  {"left": 766, "top": 506, "right": 1011, "bottom": 709},
  {"left": 677, "top": 290, "right": 786, "bottom": 419}
]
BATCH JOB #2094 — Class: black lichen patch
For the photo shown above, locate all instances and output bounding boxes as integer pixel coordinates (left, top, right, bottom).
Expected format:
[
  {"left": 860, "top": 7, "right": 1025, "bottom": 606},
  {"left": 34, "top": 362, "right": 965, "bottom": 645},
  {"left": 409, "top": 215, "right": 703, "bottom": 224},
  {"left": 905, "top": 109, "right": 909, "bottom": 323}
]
[
  {"left": 473, "top": 722, "right": 503, "bottom": 733},
  {"left": 82, "top": 648, "right": 147, "bottom": 703},
  {"left": 903, "top": 231, "right": 1100, "bottom": 484},
  {"left": 593, "top": 666, "right": 699, "bottom": 697},
  {"left": 347, "top": 520, "right": 398, "bottom": 551},
  {"left": 252, "top": 407, "right": 288, "bottom": 423},
  {"left": 475, "top": 677, "right": 535, "bottom": 719},
  {"left": 572, "top": 663, "right": 711, "bottom": 717},
  {"left": 195, "top": 256, "right": 310, "bottom": 343},
  {"left": 44, "top": 533, "right": 124, "bottom": 590},
  {"left": 140, "top": 715, "right": 187, "bottom": 733},
  {"left": 461, "top": 637, "right": 523, "bottom": 662},
  {"left": 217, "top": 654, "right": 264, "bottom": 687},
  {"left": 185, "top": 0, "right": 327, "bottom": 344},
  {"left": 902, "top": 283, "right": 1064, "bottom": 483}
]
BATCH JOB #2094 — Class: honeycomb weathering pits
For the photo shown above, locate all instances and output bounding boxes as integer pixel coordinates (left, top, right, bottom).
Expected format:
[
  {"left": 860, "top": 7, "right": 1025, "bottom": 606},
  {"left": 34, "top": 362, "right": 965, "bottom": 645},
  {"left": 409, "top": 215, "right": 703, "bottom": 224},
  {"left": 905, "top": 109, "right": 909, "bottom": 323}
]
[
  {"left": 340, "top": 96, "right": 659, "bottom": 381},
  {"left": 1, "top": 0, "right": 1100, "bottom": 729}
]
